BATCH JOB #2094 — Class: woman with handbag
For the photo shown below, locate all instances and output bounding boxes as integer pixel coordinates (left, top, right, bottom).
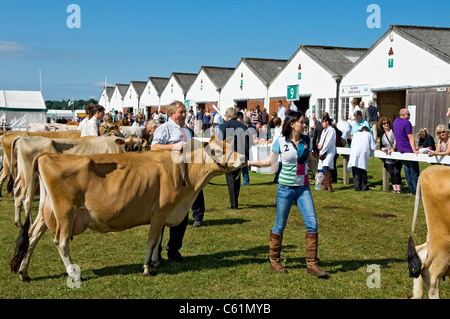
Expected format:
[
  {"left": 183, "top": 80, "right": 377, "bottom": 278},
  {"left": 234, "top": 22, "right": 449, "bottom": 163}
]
[
  {"left": 317, "top": 117, "right": 336, "bottom": 192},
  {"left": 378, "top": 117, "right": 403, "bottom": 193}
]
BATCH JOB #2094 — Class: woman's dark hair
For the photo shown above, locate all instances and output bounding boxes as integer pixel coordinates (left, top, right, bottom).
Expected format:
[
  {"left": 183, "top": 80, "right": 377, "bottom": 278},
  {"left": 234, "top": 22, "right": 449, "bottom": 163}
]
[
  {"left": 322, "top": 117, "right": 333, "bottom": 126},
  {"left": 282, "top": 111, "right": 304, "bottom": 138}
]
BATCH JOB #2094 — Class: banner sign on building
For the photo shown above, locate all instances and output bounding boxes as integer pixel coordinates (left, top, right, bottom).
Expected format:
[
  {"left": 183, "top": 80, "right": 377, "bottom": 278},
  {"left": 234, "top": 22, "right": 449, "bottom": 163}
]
[{"left": 340, "top": 84, "right": 370, "bottom": 97}]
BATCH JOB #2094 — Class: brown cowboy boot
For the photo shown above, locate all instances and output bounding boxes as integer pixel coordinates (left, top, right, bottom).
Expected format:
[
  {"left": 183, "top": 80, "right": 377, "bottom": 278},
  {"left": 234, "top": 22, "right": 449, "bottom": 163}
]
[
  {"left": 305, "top": 232, "right": 329, "bottom": 278},
  {"left": 324, "top": 171, "right": 334, "bottom": 193},
  {"left": 269, "top": 232, "right": 288, "bottom": 273},
  {"left": 321, "top": 172, "right": 328, "bottom": 192}
]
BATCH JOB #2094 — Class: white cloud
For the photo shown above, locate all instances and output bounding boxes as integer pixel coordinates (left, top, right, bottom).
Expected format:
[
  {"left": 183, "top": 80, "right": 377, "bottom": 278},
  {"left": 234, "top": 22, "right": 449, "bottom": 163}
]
[
  {"left": 0, "top": 40, "right": 86, "bottom": 60},
  {"left": 0, "top": 41, "right": 30, "bottom": 52},
  {"left": 92, "top": 81, "right": 114, "bottom": 88}
]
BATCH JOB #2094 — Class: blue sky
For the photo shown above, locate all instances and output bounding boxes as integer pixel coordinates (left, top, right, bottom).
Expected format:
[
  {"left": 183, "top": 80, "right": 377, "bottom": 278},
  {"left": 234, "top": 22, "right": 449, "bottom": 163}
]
[{"left": 1, "top": 0, "right": 449, "bottom": 101}]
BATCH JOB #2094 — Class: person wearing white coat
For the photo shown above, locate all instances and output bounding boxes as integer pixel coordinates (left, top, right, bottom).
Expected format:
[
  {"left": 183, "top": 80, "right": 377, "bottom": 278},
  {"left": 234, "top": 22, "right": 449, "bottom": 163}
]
[
  {"left": 347, "top": 126, "right": 376, "bottom": 191},
  {"left": 317, "top": 117, "right": 336, "bottom": 192}
]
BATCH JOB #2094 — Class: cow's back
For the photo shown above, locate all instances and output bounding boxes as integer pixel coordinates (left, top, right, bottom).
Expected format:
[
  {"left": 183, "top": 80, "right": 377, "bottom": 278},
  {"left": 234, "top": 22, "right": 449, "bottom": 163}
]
[
  {"left": 37, "top": 151, "right": 176, "bottom": 232},
  {"left": 69, "top": 136, "right": 125, "bottom": 155}
]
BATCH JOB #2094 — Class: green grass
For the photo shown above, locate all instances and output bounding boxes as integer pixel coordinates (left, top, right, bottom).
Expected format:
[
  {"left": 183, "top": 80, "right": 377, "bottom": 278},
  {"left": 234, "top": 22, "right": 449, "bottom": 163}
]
[{"left": 0, "top": 157, "right": 448, "bottom": 299}]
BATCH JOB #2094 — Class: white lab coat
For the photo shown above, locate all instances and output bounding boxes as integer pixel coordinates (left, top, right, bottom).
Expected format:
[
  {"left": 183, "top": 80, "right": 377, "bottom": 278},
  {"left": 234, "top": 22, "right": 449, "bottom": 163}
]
[
  {"left": 347, "top": 131, "right": 376, "bottom": 171},
  {"left": 318, "top": 126, "right": 336, "bottom": 169}
]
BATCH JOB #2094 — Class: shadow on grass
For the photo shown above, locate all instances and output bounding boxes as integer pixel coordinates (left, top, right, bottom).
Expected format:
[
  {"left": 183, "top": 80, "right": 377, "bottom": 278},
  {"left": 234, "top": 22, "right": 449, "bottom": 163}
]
[
  {"left": 86, "top": 245, "right": 405, "bottom": 279},
  {"left": 193, "top": 218, "right": 251, "bottom": 227},
  {"left": 25, "top": 243, "right": 405, "bottom": 281}
]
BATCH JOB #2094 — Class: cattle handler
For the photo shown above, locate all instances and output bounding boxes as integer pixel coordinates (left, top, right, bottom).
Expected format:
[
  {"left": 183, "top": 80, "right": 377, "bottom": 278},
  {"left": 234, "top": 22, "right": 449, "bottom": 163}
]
[
  {"left": 151, "top": 101, "right": 205, "bottom": 262},
  {"left": 249, "top": 111, "right": 329, "bottom": 278}
]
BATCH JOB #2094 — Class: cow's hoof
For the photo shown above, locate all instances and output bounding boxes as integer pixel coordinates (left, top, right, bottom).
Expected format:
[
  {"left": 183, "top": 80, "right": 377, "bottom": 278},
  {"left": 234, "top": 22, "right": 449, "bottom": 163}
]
[
  {"left": 143, "top": 270, "right": 155, "bottom": 277},
  {"left": 19, "top": 272, "right": 30, "bottom": 282},
  {"left": 14, "top": 221, "right": 22, "bottom": 228}
]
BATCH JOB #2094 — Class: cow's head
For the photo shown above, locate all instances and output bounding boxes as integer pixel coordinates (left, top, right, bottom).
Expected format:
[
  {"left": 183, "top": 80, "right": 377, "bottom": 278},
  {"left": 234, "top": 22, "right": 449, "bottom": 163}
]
[
  {"left": 116, "top": 136, "right": 147, "bottom": 152},
  {"left": 203, "top": 135, "right": 247, "bottom": 172}
]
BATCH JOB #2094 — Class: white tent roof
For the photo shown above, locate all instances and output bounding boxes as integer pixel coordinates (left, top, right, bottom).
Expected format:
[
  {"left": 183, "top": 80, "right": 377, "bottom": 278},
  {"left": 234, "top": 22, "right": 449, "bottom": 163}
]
[{"left": 0, "top": 90, "right": 46, "bottom": 110}]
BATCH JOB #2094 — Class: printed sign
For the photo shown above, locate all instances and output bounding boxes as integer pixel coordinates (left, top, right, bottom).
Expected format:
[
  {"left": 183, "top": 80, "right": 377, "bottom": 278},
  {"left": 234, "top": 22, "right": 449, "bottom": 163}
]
[
  {"left": 340, "top": 84, "right": 370, "bottom": 96},
  {"left": 287, "top": 85, "right": 299, "bottom": 101}
]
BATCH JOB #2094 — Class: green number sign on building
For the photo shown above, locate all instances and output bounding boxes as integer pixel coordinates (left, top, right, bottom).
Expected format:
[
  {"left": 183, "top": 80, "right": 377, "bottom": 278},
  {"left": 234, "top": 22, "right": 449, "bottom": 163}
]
[
  {"left": 388, "top": 58, "right": 394, "bottom": 68},
  {"left": 287, "top": 85, "right": 299, "bottom": 101}
]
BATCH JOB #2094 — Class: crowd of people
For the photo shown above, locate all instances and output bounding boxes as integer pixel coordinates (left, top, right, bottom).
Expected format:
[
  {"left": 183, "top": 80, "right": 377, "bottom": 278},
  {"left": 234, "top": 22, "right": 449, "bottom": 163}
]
[{"left": 308, "top": 100, "right": 450, "bottom": 195}]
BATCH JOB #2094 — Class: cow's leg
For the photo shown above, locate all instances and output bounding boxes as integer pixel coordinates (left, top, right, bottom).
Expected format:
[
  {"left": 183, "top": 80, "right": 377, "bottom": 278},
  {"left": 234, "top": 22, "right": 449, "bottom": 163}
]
[
  {"left": 18, "top": 213, "right": 48, "bottom": 281},
  {"left": 408, "top": 243, "right": 426, "bottom": 299},
  {"left": 13, "top": 186, "right": 24, "bottom": 227},
  {"left": 143, "top": 222, "right": 165, "bottom": 276},
  {"left": 53, "top": 205, "right": 81, "bottom": 283},
  {"left": 151, "top": 233, "right": 163, "bottom": 266},
  {"left": 426, "top": 256, "right": 448, "bottom": 299},
  {"left": 0, "top": 167, "right": 7, "bottom": 197},
  {"left": 55, "top": 226, "right": 80, "bottom": 283}
]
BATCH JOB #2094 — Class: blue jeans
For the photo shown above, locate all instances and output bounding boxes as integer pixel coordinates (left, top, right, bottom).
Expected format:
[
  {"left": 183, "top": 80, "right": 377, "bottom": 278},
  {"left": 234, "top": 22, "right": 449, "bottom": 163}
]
[
  {"left": 273, "top": 184, "right": 318, "bottom": 235},
  {"left": 402, "top": 160, "right": 420, "bottom": 195}
]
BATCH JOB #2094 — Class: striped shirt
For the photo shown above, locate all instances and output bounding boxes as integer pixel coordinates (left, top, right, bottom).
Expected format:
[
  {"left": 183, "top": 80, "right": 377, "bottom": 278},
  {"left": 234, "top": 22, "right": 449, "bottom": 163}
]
[{"left": 272, "top": 135, "right": 311, "bottom": 187}]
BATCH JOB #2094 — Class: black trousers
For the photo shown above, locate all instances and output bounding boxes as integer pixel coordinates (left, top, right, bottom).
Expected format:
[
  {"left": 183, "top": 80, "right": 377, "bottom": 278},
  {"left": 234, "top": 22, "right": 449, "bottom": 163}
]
[
  {"left": 352, "top": 167, "right": 369, "bottom": 191},
  {"left": 159, "top": 190, "right": 204, "bottom": 254},
  {"left": 226, "top": 169, "right": 241, "bottom": 209},
  {"left": 384, "top": 161, "right": 403, "bottom": 185}
]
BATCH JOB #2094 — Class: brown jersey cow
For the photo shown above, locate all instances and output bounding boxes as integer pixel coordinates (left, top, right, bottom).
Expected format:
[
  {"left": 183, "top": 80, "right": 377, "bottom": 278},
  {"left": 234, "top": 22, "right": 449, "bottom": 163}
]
[
  {"left": 10, "top": 135, "right": 145, "bottom": 227},
  {"left": 407, "top": 165, "right": 450, "bottom": 299},
  {"left": 11, "top": 136, "right": 246, "bottom": 283},
  {"left": 1, "top": 130, "right": 82, "bottom": 197}
]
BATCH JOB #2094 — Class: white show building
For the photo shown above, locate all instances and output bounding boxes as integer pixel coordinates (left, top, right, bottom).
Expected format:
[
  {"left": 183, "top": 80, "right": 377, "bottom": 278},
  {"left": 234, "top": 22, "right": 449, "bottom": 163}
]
[
  {"left": 109, "top": 84, "right": 129, "bottom": 114},
  {"left": 220, "top": 57, "right": 287, "bottom": 114},
  {"left": 122, "top": 81, "right": 147, "bottom": 115},
  {"left": 159, "top": 73, "right": 197, "bottom": 111},
  {"left": 269, "top": 45, "right": 367, "bottom": 120},
  {"left": 98, "top": 86, "right": 115, "bottom": 113},
  {"left": 340, "top": 24, "right": 450, "bottom": 133},
  {"left": 139, "top": 77, "right": 170, "bottom": 116},
  {"left": 185, "top": 66, "right": 234, "bottom": 114}
]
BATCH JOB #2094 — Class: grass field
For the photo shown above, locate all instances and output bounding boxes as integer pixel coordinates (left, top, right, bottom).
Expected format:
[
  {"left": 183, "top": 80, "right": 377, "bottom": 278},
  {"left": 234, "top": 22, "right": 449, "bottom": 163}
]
[{"left": 0, "top": 156, "right": 448, "bottom": 299}]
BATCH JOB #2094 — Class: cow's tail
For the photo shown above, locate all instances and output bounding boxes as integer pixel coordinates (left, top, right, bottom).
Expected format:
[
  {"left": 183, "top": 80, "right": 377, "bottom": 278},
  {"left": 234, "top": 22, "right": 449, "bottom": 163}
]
[
  {"left": 6, "top": 136, "right": 21, "bottom": 194},
  {"left": 407, "top": 177, "right": 422, "bottom": 278},
  {"left": 10, "top": 152, "right": 43, "bottom": 273},
  {"left": 10, "top": 205, "right": 31, "bottom": 273}
]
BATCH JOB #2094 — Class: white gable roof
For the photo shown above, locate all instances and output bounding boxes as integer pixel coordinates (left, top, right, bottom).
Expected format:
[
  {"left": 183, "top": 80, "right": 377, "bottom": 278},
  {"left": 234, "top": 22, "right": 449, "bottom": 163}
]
[{"left": 0, "top": 90, "right": 46, "bottom": 110}]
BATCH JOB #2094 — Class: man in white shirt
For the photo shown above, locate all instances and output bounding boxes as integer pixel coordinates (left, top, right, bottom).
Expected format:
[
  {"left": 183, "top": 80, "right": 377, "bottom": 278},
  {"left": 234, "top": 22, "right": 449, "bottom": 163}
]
[
  {"left": 151, "top": 100, "right": 205, "bottom": 261},
  {"left": 81, "top": 104, "right": 105, "bottom": 137},
  {"left": 349, "top": 99, "right": 360, "bottom": 121},
  {"left": 337, "top": 117, "right": 352, "bottom": 147},
  {"left": 77, "top": 104, "right": 94, "bottom": 133},
  {"left": 277, "top": 100, "right": 286, "bottom": 122},
  {"left": 289, "top": 101, "right": 298, "bottom": 112}
]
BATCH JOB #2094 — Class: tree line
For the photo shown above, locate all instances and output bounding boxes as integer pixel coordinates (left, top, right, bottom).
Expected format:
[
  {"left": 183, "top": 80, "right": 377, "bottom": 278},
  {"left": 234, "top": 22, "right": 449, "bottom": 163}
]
[{"left": 45, "top": 99, "right": 98, "bottom": 110}]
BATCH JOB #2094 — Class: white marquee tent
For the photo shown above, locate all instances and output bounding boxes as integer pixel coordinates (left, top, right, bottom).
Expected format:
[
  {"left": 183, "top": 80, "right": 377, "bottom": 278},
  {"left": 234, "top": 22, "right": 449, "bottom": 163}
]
[{"left": 0, "top": 90, "right": 47, "bottom": 130}]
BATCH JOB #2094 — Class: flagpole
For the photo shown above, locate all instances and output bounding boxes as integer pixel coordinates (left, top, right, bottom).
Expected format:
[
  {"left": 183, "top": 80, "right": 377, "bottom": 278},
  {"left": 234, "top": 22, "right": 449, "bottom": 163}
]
[
  {"left": 105, "top": 76, "right": 107, "bottom": 111},
  {"left": 39, "top": 68, "right": 42, "bottom": 92}
]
